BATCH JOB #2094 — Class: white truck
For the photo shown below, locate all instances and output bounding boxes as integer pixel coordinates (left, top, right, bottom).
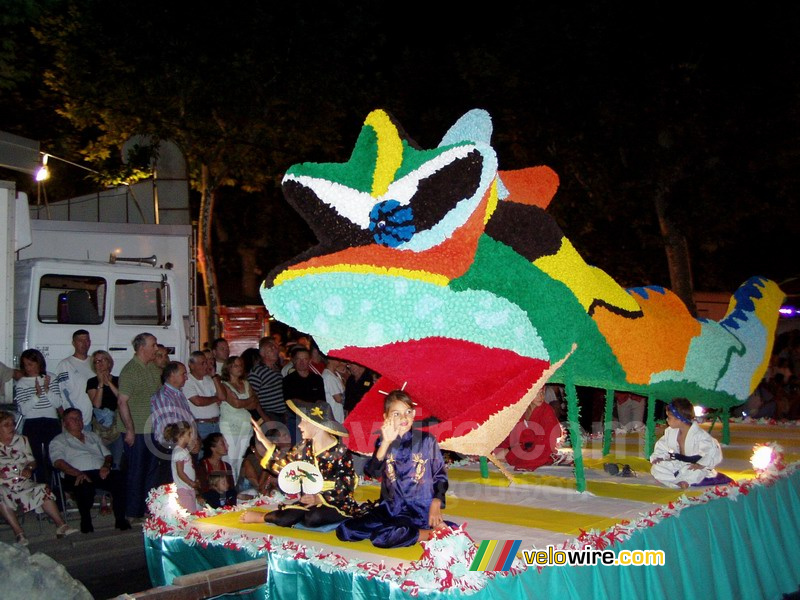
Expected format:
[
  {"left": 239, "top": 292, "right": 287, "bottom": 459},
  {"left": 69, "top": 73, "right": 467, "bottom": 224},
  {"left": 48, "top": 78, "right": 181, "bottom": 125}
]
[{"left": 1, "top": 182, "right": 196, "bottom": 376}]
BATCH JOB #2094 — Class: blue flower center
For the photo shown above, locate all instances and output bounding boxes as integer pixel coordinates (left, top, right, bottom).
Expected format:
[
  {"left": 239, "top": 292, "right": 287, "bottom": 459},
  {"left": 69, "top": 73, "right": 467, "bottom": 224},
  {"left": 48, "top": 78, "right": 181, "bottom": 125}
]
[{"left": 369, "top": 200, "right": 416, "bottom": 248}]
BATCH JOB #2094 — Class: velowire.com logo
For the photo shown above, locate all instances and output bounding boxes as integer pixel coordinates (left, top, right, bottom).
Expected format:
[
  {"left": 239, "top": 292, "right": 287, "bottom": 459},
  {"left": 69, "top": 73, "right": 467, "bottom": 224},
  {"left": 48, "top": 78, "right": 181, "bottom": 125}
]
[{"left": 469, "top": 540, "right": 522, "bottom": 571}]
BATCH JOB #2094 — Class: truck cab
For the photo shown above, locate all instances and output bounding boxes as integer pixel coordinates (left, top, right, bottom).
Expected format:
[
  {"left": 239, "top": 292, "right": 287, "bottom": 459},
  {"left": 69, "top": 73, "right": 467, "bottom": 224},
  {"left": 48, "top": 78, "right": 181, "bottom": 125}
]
[{"left": 14, "top": 258, "right": 189, "bottom": 373}]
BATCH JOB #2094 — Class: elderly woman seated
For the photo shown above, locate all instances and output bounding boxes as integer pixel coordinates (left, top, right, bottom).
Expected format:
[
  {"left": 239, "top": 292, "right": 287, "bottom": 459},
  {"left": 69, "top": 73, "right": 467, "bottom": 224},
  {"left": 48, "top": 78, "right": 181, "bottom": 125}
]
[{"left": 0, "top": 410, "right": 78, "bottom": 545}]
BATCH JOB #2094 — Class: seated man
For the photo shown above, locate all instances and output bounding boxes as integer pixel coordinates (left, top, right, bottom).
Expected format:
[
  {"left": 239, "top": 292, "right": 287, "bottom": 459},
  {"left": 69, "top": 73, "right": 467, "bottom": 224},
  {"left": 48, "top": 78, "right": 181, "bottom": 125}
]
[{"left": 49, "top": 408, "right": 131, "bottom": 533}]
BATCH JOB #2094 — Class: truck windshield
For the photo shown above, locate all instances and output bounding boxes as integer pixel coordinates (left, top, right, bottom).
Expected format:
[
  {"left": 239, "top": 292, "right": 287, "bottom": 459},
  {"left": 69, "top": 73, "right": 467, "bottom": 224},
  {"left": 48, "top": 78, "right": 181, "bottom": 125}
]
[
  {"left": 38, "top": 274, "right": 106, "bottom": 324},
  {"left": 115, "top": 279, "right": 171, "bottom": 326}
]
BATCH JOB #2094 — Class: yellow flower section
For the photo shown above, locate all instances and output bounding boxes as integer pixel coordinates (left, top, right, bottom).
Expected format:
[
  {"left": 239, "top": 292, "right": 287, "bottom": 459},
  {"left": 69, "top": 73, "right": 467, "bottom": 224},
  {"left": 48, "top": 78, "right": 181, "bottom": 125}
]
[
  {"left": 482, "top": 179, "right": 500, "bottom": 225},
  {"left": 533, "top": 238, "right": 640, "bottom": 313},
  {"left": 746, "top": 279, "right": 785, "bottom": 391},
  {"left": 364, "top": 110, "right": 404, "bottom": 198},
  {"left": 272, "top": 264, "right": 450, "bottom": 288}
]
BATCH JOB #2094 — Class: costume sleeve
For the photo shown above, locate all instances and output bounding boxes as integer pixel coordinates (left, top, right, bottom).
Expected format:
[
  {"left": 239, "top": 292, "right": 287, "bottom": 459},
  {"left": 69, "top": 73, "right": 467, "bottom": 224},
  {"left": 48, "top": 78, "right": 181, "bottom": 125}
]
[
  {"left": 538, "top": 403, "right": 561, "bottom": 456},
  {"left": 320, "top": 446, "right": 357, "bottom": 509},
  {"left": 259, "top": 443, "right": 301, "bottom": 475},
  {"left": 695, "top": 431, "right": 723, "bottom": 469},
  {"left": 650, "top": 432, "right": 673, "bottom": 462},
  {"left": 429, "top": 436, "right": 449, "bottom": 508},
  {"left": 363, "top": 438, "right": 385, "bottom": 479}
]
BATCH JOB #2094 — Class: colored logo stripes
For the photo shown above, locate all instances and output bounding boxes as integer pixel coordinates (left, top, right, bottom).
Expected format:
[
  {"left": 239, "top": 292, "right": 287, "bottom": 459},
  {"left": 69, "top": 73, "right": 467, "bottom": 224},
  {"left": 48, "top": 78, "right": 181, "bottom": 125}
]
[{"left": 469, "top": 540, "right": 522, "bottom": 571}]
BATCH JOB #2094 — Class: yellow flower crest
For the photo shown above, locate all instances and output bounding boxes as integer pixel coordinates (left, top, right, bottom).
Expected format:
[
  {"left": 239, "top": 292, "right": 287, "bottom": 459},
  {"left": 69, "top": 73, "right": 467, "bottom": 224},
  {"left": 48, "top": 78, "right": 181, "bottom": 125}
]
[
  {"left": 311, "top": 406, "right": 324, "bottom": 418},
  {"left": 364, "top": 110, "right": 404, "bottom": 198}
]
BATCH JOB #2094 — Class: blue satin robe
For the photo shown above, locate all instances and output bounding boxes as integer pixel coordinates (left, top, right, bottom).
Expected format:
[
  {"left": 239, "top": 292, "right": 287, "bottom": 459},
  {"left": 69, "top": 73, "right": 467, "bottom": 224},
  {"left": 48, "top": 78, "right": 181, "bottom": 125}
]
[{"left": 336, "top": 429, "right": 451, "bottom": 547}]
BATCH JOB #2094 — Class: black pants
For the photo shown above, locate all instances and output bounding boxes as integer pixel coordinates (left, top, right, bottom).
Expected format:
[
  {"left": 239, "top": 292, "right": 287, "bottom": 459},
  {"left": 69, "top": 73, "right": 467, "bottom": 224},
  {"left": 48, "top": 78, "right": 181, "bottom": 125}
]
[
  {"left": 63, "top": 469, "right": 127, "bottom": 526},
  {"left": 265, "top": 505, "right": 343, "bottom": 529},
  {"left": 23, "top": 417, "right": 62, "bottom": 484}
]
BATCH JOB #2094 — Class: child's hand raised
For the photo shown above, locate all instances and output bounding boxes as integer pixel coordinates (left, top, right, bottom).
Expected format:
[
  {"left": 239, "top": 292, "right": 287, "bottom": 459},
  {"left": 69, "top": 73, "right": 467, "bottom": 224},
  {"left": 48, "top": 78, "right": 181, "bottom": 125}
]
[
  {"left": 251, "top": 418, "right": 275, "bottom": 456},
  {"left": 380, "top": 418, "right": 401, "bottom": 444}
]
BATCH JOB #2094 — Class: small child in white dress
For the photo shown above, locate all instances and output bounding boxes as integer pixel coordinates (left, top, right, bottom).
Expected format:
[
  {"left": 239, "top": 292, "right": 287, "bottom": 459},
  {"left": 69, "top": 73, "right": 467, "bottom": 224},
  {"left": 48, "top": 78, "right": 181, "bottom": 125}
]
[
  {"left": 165, "top": 421, "right": 199, "bottom": 511},
  {"left": 650, "top": 398, "right": 722, "bottom": 489}
]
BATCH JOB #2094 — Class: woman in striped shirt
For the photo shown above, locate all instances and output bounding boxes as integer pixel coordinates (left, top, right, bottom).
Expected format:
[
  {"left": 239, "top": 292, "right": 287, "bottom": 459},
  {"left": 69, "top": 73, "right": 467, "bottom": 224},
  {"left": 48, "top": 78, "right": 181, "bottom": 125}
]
[{"left": 13, "top": 349, "right": 64, "bottom": 483}]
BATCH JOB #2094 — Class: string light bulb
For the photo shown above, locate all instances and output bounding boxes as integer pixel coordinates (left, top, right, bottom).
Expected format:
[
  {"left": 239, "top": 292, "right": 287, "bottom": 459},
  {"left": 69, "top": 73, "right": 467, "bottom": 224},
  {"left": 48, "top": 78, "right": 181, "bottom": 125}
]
[{"left": 35, "top": 153, "right": 50, "bottom": 181}]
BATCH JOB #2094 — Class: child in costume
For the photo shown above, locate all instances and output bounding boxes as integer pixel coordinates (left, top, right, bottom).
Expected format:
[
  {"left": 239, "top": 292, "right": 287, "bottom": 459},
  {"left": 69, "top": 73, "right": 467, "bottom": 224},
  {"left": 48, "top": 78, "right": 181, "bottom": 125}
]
[
  {"left": 650, "top": 397, "right": 723, "bottom": 489},
  {"left": 336, "top": 390, "right": 453, "bottom": 548},
  {"left": 495, "top": 387, "right": 562, "bottom": 471},
  {"left": 239, "top": 400, "right": 360, "bottom": 528}
]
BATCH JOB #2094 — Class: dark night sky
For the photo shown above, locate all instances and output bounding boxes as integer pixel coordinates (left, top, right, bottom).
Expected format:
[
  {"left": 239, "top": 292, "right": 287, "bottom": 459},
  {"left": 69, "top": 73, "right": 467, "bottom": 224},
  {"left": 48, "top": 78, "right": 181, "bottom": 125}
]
[
  {"left": 2, "top": 2, "right": 798, "bottom": 299},
  {"left": 256, "top": 4, "right": 800, "bottom": 296}
]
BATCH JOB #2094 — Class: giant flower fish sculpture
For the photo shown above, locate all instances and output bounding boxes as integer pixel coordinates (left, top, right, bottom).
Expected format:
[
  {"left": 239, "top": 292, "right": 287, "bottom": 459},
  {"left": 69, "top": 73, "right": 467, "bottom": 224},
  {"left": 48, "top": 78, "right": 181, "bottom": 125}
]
[{"left": 261, "top": 109, "right": 784, "bottom": 462}]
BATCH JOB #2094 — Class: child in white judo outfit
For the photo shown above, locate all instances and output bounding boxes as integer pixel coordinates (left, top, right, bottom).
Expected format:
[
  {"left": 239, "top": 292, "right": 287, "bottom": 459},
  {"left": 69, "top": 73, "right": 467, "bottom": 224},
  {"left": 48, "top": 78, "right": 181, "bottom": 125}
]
[{"left": 650, "top": 398, "right": 722, "bottom": 489}]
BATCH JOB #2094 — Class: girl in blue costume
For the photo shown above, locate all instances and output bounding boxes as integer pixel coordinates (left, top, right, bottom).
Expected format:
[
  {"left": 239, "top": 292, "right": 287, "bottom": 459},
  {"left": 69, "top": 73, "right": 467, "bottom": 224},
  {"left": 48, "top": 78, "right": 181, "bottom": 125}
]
[{"left": 336, "top": 390, "right": 454, "bottom": 548}]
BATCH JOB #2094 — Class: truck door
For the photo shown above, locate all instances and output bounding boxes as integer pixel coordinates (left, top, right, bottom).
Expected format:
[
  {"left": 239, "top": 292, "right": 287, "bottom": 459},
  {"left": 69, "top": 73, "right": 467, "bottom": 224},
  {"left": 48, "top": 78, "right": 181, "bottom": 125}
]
[
  {"left": 107, "top": 275, "right": 181, "bottom": 370},
  {"left": 28, "top": 271, "right": 108, "bottom": 365}
]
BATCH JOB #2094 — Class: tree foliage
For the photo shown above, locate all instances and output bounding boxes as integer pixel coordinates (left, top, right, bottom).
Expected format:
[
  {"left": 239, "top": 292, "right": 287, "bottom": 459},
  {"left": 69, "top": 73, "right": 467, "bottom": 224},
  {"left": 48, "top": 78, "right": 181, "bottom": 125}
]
[
  {"left": 32, "top": 1, "right": 388, "bottom": 333},
  {"left": 4, "top": 1, "right": 797, "bottom": 321}
]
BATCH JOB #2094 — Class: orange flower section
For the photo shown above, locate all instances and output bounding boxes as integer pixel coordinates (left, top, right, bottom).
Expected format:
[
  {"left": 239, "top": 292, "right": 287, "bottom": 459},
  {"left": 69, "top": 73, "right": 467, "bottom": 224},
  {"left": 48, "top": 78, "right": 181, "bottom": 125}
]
[
  {"left": 592, "top": 289, "right": 702, "bottom": 384},
  {"left": 282, "top": 188, "right": 492, "bottom": 282},
  {"left": 499, "top": 166, "right": 560, "bottom": 209}
]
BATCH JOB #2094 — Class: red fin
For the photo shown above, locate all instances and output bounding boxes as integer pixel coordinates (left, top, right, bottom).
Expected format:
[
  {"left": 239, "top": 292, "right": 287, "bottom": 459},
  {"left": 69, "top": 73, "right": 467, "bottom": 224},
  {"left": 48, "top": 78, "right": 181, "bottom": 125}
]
[{"left": 499, "top": 166, "right": 560, "bottom": 208}]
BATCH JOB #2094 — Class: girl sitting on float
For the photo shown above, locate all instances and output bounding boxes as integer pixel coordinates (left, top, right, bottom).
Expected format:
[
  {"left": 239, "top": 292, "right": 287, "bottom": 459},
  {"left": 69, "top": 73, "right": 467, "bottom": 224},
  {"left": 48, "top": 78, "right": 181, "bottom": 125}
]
[
  {"left": 239, "top": 400, "right": 360, "bottom": 528},
  {"left": 336, "top": 389, "right": 455, "bottom": 548}
]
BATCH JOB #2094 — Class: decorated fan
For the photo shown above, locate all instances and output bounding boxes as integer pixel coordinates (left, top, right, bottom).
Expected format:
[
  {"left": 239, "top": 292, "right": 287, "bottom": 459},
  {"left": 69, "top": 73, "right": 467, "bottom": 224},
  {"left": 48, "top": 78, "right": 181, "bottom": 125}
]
[{"left": 278, "top": 461, "right": 323, "bottom": 495}]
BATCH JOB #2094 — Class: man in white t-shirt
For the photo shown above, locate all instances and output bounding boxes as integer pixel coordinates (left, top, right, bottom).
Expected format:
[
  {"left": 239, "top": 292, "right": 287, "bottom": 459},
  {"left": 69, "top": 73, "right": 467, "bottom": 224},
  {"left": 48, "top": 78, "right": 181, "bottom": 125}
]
[
  {"left": 55, "top": 329, "right": 95, "bottom": 430},
  {"left": 322, "top": 357, "right": 347, "bottom": 423},
  {"left": 182, "top": 351, "right": 225, "bottom": 443}
]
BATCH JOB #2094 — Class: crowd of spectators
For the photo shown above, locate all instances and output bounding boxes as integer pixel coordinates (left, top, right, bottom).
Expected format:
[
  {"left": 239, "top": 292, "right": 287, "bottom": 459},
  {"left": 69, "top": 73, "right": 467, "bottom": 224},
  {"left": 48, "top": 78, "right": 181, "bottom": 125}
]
[
  {"left": 9, "top": 326, "right": 795, "bottom": 538},
  {"left": 0, "top": 328, "right": 379, "bottom": 543}
]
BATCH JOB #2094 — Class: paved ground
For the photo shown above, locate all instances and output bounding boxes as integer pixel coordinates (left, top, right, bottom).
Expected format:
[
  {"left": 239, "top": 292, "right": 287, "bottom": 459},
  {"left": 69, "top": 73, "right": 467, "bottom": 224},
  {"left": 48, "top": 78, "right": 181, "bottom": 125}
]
[{"left": 0, "top": 506, "right": 153, "bottom": 599}]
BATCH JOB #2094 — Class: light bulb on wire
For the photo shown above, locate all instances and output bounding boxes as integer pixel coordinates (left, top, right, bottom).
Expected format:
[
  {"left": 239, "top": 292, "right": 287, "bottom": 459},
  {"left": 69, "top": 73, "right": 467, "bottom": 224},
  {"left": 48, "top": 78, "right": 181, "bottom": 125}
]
[{"left": 35, "top": 154, "right": 50, "bottom": 182}]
